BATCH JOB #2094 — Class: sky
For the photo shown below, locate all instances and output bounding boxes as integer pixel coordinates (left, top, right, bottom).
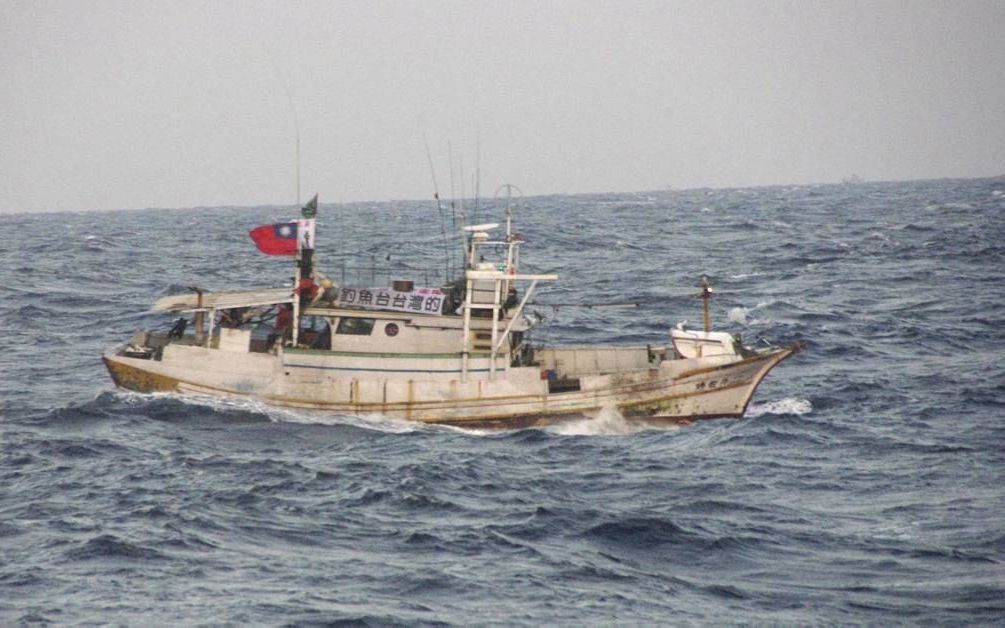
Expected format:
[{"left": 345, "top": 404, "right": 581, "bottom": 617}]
[{"left": 1, "top": 0, "right": 1003, "bottom": 213}]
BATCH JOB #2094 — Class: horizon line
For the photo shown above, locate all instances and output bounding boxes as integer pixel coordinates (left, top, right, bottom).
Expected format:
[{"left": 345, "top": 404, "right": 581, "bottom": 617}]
[{"left": 2, "top": 173, "right": 1003, "bottom": 216}]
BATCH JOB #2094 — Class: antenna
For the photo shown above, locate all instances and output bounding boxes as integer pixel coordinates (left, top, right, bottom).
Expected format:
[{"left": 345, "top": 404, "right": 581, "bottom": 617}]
[
  {"left": 495, "top": 183, "right": 522, "bottom": 240},
  {"left": 495, "top": 183, "right": 523, "bottom": 274}
]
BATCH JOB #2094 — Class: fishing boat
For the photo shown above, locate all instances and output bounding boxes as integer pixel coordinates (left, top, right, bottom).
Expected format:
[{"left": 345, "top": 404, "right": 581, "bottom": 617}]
[{"left": 102, "top": 193, "right": 800, "bottom": 429}]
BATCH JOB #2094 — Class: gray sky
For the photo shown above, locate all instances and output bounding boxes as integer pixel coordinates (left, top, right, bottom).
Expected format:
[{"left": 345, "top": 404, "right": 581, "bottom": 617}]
[{"left": 2, "top": 0, "right": 1003, "bottom": 213}]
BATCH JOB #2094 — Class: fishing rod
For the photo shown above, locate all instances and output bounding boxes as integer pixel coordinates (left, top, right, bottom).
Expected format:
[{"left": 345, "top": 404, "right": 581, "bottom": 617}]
[
  {"left": 263, "top": 51, "right": 301, "bottom": 206},
  {"left": 423, "top": 134, "right": 452, "bottom": 282},
  {"left": 459, "top": 154, "right": 466, "bottom": 230},
  {"left": 447, "top": 140, "right": 457, "bottom": 231},
  {"left": 472, "top": 131, "right": 481, "bottom": 225},
  {"left": 535, "top": 283, "right": 744, "bottom": 310},
  {"left": 446, "top": 141, "right": 469, "bottom": 273},
  {"left": 536, "top": 301, "right": 643, "bottom": 309}
]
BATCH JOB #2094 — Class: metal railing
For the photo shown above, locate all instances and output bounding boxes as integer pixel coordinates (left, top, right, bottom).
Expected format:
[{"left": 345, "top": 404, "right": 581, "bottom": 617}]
[{"left": 329, "top": 257, "right": 457, "bottom": 288}]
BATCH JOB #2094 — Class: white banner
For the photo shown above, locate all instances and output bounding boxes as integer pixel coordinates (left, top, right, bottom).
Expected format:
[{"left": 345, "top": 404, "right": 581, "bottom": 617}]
[
  {"left": 297, "top": 218, "right": 316, "bottom": 250},
  {"left": 334, "top": 286, "right": 445, "bottom": 315}
]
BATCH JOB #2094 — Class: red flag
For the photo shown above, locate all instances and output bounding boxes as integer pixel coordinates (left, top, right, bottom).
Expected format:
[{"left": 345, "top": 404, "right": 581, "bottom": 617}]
[{"left": 249, "top": 222, "right": 298, "bottom": 255}]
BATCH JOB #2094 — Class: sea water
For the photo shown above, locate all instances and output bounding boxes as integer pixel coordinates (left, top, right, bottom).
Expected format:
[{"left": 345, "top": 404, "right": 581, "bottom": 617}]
[{"left": 1, "top": 178, "right": 1003, "bottom": 624}]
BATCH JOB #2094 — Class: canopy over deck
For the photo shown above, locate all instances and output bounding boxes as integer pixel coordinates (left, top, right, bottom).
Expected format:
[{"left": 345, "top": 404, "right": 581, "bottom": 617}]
[{"left": 152, "top": 288, "right": 293, "bottom": 312}]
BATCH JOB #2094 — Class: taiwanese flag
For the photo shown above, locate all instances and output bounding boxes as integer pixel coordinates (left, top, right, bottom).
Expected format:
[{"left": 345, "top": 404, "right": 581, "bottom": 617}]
[{"left": 249, "top": 222, "right": 298, "bottom": 255}]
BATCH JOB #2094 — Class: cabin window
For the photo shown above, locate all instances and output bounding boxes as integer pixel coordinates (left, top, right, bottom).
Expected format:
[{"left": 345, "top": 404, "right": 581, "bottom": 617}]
[{"left": 336, "top": 317, "right": 375, "bottom": 335}]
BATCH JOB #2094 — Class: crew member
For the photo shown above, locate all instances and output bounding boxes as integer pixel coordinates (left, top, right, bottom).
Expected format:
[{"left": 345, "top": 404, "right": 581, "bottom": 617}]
[
  {"left": 269, "top": 303, "right": 293, "bottom": 348},
  {"left": 294, "top": 277, "right": 320, "bottom": 311}
]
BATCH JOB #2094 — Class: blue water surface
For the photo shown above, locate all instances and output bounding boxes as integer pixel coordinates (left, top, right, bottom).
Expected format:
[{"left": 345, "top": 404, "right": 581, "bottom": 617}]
[{"left": 1, "top": 178, "right": 1003, "bottom": 624}]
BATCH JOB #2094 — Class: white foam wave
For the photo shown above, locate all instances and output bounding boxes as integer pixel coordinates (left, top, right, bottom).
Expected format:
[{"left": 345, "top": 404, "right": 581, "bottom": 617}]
[
  {"left": 275, "top": 408, "right": 422, "bottom": 434},
  {"left": 745, "top": 397, "right": 812, "bottom": 417},
  {"left": 865, "top": 231, "right": 898, "bottom": 246},
  {"left": 728, "top": 272, "right": 764, "bottom": 280},
  {"left": 548, "top": 405, "right": 688, "bottom": 436},
  {"left": 549, "top": 405, "right": 638, "bottom": 436},
  {"left": 113, "top": 390, "right": 423, "bottom": 433},
  {"left": 728, "top": 300, "right": 773, "bottom": 326}
]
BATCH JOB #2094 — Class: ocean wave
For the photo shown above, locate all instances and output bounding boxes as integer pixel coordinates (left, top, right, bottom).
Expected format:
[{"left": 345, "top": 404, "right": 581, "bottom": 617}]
[
  {"left": 585, "top": 516, "right": 691, "bottom": 545},
  {"left": 63, "top": 534, "right": 169, "bottom": 562}
]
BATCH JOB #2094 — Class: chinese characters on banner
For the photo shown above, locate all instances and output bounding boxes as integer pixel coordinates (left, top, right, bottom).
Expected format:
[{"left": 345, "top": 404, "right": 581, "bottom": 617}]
[{"left": 334, "top": 286, "right": 446, "bottom": 315}]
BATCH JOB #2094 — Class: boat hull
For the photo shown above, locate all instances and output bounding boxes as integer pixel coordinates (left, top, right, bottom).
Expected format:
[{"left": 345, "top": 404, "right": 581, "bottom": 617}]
[{"left": 102, "top": 344, "right": 797, "bottom": 429}]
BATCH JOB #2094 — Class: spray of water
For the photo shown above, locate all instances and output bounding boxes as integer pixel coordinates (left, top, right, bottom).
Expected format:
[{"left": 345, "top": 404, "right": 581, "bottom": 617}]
[
  {"left": 745, "top": 397, "right": 813, "bottom": 417},
  {"left": 549, "top": 405, "right": 689, "bottom": 436}
]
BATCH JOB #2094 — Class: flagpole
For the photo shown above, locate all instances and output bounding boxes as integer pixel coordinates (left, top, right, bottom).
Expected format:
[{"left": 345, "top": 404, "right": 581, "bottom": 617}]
[
  {"left": 291, "top": 195, "right": 319, "bottom": 347},
  {"left": 291, "top": 255, "right": 302, "bottom": 347}
]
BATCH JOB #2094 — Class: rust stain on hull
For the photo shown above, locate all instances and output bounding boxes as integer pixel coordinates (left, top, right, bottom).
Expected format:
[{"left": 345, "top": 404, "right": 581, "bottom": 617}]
[{"left": 103, "top": 356, "right": 181, "bottom": 393}]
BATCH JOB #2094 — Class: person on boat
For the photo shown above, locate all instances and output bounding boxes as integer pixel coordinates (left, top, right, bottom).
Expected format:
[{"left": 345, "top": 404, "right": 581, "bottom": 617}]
[
  {"left": 504, "top": 286, "right": 519, "bottom": 311},
  {"left": 168, "top": 317, "right": 187, "bottom": 339},
  {"left": 269, "top": 303, "right": 293, "bottom": 348},
  {"left": 318, "top": 277, "right": 337, "bottom": 304},
  {"left": 310, "top": 319, "right": 331, "bottom": 350},
  {"left": 294, "top": 277, "right": 320, "bottom": 311},
  {"left": 218, "top": 308, "right": 246, "bottom": 328}
]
